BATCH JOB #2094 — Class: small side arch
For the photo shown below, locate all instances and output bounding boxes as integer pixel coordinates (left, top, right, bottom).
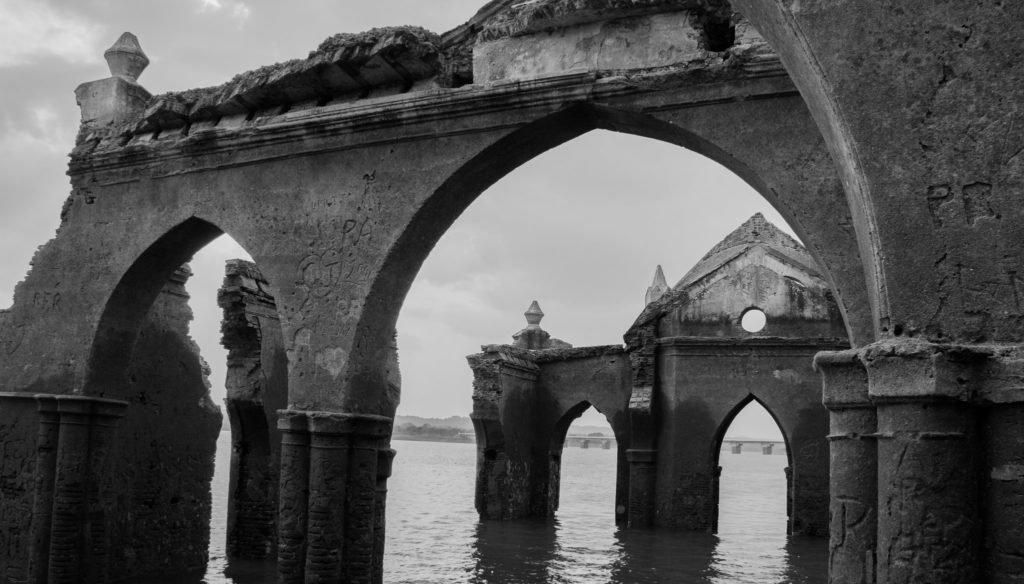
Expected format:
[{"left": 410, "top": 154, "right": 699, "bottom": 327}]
[
  {"left": 711, "top": 394, "right": 793, "bottom": 535},
  {"left": 547, "top": 400, "right": 627, "bottom": 524}
]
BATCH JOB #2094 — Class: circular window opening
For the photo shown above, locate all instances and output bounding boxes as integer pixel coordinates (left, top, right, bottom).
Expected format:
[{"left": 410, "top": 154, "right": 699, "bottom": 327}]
[{"left": 741, "top": 308, "right": 767, "bottom": 333}]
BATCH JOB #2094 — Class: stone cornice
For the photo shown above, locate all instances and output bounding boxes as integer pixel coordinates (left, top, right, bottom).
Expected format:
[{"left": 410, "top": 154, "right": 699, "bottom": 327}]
[
  {"left": 657, "top": 336, "right": 849, "bottom": 354},
  {"left": 68, "top": 66, "right": 795, "bottom": 186}
]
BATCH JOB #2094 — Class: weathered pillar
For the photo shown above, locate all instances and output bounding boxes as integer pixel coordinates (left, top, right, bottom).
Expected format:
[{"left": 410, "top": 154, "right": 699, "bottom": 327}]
[
  {"left": 46, "top": 396, "right": 127, "bottom": 584},
  {"left": 48, "top": 400, "right": 92, "bottom": 584},
  {"left": 626, "top": 321, "right": 658, "bottom": 528},
  {"left": 276, "top": 410, "right": 393, "bottom": 584},
  {"left": 82, "top": 399, "right": 128, "bottom": 584},
  {"left": 709, "top": 464, "right": 722, "bottom": 534},
  {"left": 467, "top": 347, "right": 545, "bottom": 521},
  {"left": 373, "top": 448, "right": 396, "bottom": 584},
  {"left": 816, "top": 349, "right": 876, "bottom": 584},
  {"left": 29, "top": 397, "right": 60, "bottom": 584},
  {"left": 220, "top": 259, "right": 286, "bottom": 560},
  {"left": 862, "top": 341, "right": 983, "bottom": 584},
  {"left": 625, "top": 448, "right": 657, "bottom": 528},
  {"left": 277, "top": 411, "right": 310, "bottom": 584},
  {"left": 981, "top": 348, "right": 1024, "bottom": 583}
]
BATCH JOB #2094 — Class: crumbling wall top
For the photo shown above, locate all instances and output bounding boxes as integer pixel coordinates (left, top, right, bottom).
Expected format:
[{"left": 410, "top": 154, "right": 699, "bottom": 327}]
[
  {"left": 74, "top": 26, "right": 444, "bottom": 152},
  {"left": 476, "top": 0, "right": 732, "bottom": 42}
]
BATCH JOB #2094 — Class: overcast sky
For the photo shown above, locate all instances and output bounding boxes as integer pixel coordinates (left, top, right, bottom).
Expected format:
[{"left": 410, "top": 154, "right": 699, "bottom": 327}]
[{"left": 0, "top": 0, "right": 791, "bottom": 439}]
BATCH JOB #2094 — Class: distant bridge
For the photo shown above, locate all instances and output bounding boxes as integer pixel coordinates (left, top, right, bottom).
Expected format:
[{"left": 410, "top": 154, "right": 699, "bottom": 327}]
[
  {"left": 721, "top": 438, "right": 787, "bottom": 455},
  {"left": 460, "top": 432, "right": 785, "bottom": 453},
  {"left": 564, "top": 435, "right": 615, "bottom": 449}
]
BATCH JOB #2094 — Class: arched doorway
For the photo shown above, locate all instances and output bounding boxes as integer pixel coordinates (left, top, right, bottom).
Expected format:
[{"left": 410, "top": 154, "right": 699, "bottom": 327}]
[
  {"left": 554, "top": 403, "right": 618, "bottom": 524},
  {"left": 714, "top": 397, "right": 790, "bottom": 536}
]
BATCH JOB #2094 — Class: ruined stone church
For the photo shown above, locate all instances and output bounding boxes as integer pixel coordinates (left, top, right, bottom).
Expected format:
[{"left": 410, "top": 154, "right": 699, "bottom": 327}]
[{"left": 468, "top": 213, "right": 846, "bottom": 534}]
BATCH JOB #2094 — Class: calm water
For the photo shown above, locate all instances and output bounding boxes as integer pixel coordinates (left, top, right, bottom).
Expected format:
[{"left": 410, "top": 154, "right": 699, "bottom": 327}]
[{"left": 165, "top": 432, "right": 827, "bottom": 583}]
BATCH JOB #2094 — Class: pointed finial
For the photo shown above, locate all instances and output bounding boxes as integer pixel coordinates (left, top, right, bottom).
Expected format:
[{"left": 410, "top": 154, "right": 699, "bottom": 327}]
[
  {"left": 104, "top": 32, "right": 149, "bottom": 81},
  {"left": 645, "top": 265, "right": 670, "bottom": 306},
  {"left": 524, "top": 300, "right": 544, "bottom": 329}
]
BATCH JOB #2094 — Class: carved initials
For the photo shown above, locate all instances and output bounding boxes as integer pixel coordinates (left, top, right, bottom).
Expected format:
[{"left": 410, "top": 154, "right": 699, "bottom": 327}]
[{"left": 925, "top": 182, "right": 998, "bottom": 227}]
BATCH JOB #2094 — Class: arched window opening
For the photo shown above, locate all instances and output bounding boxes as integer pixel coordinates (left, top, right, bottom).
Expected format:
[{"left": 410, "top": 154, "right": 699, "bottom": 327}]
[{"left": 716, "top": 399, "right": 788, "bottom": 537}]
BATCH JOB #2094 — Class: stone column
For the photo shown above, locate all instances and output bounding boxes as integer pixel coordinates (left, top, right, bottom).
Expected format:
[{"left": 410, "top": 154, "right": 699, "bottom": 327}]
[
  {"left": 46, "top": 396, "right": 127, "bottom": 584},
  {"left": 276, "top": 411, "right": 310, "bottom": 584},
  {"left": 48, "top": 399, "right": 94, "bottom": 584},
  {"left": 816, "top": 349, "right": 876, "bottom": 584},
  {"left": 862, "top": 341, "right": 983, "bottom": 584},
  {"left": 373, "top": 448, "right": 396, "bottom": 584},
  {"left": 305, "top": 414, "right": 350, "bottom": 582},
  {"left": 339, "top": 415, "right": 391, "bottom": 584},
  {"left": 82, "top": 399, "right": 128, "bottom": 584},
  {"left": 28, "top": 397, "right": 60, "bottom": 584},
  {"left": 626, "top": 448, "right": 657, "bottom": 527},
  {"left": 980, "top": 348, "right": 1024, "bottom": 583},
  {"left": 277, "top": 410, "right": 393, "bottom": 584}
]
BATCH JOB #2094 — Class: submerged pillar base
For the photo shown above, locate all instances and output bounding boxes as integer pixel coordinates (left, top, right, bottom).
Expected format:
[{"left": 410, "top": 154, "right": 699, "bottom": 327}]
[{"left": 276, "top": 410, "right": 394, "bottom": 584}]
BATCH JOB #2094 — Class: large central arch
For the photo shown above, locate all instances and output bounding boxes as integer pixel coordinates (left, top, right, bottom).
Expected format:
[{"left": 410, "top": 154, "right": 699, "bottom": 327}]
[{"left": 351, "top": 100, "right": 870, "bottom": 416}]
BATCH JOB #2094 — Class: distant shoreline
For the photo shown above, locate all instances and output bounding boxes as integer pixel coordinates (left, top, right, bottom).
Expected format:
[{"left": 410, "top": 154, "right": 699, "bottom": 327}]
[{"left": 393, "top": 436, "right": 473, "bottom": 444}]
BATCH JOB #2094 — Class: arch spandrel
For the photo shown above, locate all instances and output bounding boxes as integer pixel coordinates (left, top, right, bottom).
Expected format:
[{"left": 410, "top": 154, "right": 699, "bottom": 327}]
[
  {"left": 353, "top": 97, "right": 871, "bottom": 406},
  {"left": 734, "top": 0, "right": 1024, "bottom": 342}
]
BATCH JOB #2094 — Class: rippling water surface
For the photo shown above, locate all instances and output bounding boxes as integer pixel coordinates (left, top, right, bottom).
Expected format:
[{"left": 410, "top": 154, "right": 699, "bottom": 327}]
[{"left": 162, "top": 433, "right": 827, "bottom": 583}]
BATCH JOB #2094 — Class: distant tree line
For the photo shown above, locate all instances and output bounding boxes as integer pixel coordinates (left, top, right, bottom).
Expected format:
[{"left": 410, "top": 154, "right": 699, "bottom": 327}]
[{"left": 393, "top": 423, "right": 472, "bottom": 442}]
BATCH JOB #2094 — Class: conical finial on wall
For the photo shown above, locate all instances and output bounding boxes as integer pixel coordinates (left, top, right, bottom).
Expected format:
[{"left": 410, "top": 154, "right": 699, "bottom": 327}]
[
  {"left": 645, "top": 265, "right": 669, "bottom": 306},
  {"left": 524, "top": 300, "right": 544, "bottom": 329},
  {"left": 104, "top": 32, "right": 150, "bottom": 81}
]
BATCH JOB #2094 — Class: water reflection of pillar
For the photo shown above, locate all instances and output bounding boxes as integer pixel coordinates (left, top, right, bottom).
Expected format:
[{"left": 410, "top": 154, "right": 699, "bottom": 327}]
[
  {"left": 275, "top": 410, "right": 393, "bottom": 584},
  {"left": 610, "top": 527, "right": 718, "bottom": 583},
  {"left": 470, "top": 520, "right": 557, "bottom": 584},
  {"left": 863, "top": 342, "right": 983, "bottom": 584},
  {"left": 626, "top": 449, "right": 657, "bottom": 527},
  {"left": 816, "top": 349, "right": 875, "bottom": 584}
]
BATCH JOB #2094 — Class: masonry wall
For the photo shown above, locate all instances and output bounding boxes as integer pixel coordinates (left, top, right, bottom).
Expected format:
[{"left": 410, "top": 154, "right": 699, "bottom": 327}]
[
  {"left": 0, "top": 396, "right": 42, "bottom": 581},
  {"left": 533, "top": 348, "right": 631, "bottom": 523},
  {"left": 470, "top": 345, "right": 632, "bottom": 522},
  {"left": 654, "top": 339, "right": 835, "bottom": 535}
]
